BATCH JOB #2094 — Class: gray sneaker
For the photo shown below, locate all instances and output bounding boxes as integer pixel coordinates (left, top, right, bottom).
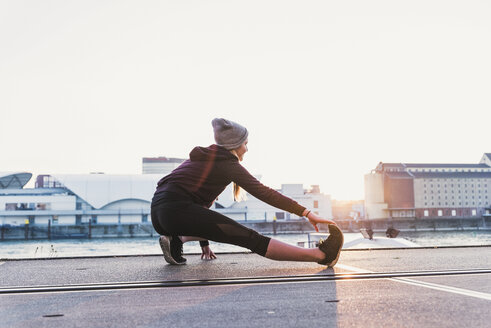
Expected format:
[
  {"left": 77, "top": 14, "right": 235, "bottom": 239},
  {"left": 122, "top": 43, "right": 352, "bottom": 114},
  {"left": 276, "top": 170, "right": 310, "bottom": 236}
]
[
  {"left": 318, "top": 224, "right": 344, "bottom": 267},
  {"left": 159, "top": 235, "right": 187, "bottom": 265}
]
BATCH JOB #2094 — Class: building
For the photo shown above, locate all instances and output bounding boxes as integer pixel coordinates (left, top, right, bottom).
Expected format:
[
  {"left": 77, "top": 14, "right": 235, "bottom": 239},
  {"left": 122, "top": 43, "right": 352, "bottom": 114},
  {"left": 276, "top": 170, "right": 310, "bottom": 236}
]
[
  {"left": 1, "top": 170, "right": 332, "bottom": 226},
  {"left": 222, "top": 184, "right": 332, "bottom": 221},
  {"left": 331, "top": 200, "right": 365, "bottom": 221},
  {"left": 365, "top": 153, "right": 491, "bottom": 220},
  {"left": 1, "top": 173, "right": 161, "bottom": 226},
  {"left": 142, "top": 157, "right": 185, "bottom": 175}
]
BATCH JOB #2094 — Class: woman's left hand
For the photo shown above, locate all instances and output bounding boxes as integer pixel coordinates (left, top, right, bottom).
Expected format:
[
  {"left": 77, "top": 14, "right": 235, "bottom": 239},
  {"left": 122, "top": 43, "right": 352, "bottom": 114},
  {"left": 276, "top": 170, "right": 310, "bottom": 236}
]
[
  {"left": 201, "top": 245, "right": 217, "bottom": 260},
  {"left": 307, "top": 212, "right": 337, "bottom": 232}
]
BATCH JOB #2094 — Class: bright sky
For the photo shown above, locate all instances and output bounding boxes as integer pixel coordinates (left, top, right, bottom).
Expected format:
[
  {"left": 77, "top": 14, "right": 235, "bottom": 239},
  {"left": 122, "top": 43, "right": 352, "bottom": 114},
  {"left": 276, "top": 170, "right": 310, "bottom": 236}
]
[{"left": 1, "top": 1, "right": 490, "bottom": 200}]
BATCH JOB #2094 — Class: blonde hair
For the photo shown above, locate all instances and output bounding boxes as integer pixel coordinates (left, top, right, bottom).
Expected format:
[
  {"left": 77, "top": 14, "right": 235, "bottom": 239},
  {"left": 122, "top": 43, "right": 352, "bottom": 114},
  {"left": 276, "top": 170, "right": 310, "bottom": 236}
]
[
  {"left": 230, "top": 149, "right": 246, "bottom": 202},
  {"left": 233, "top": 183, "right": 244, "bottom": 202}
]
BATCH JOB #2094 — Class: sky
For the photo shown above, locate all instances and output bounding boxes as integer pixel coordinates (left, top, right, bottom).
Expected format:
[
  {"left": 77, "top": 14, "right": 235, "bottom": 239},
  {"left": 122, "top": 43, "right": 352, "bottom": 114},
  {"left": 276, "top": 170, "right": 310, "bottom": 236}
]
[{"left": 1, "top": 0, "right": 490, "bottom": 200}]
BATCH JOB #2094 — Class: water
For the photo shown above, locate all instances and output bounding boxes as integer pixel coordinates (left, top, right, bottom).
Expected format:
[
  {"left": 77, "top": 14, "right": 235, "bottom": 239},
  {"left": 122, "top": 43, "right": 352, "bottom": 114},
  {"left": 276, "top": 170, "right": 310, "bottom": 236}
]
[{"left": 1, "top": 230, "right": 490, "bottom": 259}]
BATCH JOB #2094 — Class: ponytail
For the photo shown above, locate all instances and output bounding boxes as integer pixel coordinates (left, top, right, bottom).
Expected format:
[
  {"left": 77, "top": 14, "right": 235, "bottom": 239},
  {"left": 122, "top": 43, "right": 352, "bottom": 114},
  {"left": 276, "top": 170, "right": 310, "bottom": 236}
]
[{"left": 230, "top": 149, "right": 246, "bottom": 202}]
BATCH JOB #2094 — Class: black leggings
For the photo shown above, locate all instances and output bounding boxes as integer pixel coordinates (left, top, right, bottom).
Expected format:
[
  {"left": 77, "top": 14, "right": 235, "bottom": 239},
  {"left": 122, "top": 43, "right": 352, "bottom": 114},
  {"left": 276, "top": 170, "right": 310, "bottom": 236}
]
[{"left": 151, "top": 192, "right": 271, "bottom": 256}]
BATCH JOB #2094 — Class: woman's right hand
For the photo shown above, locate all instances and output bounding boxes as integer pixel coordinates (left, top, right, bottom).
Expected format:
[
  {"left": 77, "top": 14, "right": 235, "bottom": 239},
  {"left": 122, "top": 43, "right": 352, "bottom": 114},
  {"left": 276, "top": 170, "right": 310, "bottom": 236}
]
[{"left": 201, "top": 245, "right": 217, "bottom": 260}]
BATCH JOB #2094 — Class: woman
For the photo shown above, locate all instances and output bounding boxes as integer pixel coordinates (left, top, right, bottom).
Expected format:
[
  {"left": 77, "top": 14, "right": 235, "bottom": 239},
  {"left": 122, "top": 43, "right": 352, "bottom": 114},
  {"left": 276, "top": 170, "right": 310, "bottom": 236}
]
[{"left": 151, "top": 118, "right": 343, "bottom": 266}]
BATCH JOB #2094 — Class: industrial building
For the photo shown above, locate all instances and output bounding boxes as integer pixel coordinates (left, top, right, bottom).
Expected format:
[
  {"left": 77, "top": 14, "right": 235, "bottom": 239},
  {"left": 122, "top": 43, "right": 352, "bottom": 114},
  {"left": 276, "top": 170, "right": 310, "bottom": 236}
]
[{"left": 365, "top": 153, "right": 491, "bottom": 220}]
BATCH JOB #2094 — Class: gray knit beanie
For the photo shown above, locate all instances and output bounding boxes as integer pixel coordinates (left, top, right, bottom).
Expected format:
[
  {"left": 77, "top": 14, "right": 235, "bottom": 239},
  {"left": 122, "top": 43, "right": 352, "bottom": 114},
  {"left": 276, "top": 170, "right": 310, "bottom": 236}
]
[{"left": 212, "top": 118, "right": 249, "bottom": 150}]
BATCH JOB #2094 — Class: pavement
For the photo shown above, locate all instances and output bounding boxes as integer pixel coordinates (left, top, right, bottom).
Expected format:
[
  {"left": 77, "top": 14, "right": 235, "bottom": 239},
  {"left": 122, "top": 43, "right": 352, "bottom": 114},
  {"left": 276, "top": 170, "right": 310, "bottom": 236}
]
[{"left": 1, "top": 246, "right": 490, "bottom": 328}]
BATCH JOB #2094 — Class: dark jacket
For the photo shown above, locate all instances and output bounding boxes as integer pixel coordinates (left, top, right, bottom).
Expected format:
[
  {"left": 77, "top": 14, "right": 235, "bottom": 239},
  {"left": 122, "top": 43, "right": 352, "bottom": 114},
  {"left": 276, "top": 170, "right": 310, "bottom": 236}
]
[{"left": 153, "top": 144, "right": 306, "bottom": 216}]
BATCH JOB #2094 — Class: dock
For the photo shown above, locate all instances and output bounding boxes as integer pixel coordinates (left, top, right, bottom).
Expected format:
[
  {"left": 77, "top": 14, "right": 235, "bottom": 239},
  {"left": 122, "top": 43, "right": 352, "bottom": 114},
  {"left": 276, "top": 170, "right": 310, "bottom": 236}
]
[{"left": 1, "top": 246, "right": 490, "bottom": 327}]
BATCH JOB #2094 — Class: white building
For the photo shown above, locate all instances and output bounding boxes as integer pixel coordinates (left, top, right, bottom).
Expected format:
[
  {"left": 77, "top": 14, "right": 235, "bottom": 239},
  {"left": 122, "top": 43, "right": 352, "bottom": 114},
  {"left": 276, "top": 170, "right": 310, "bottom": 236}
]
[
  {"left": 0, "top": 173, "right": 160, "bottom": 226},
  {"left": 142, "top": 157, "right": 185, "bottom": 175},
  {"left": 220, "top": 184, "right": 332, "bottom": 221},
  {"left": 0, "top": 171, "right": 332, "bottom": 226}
]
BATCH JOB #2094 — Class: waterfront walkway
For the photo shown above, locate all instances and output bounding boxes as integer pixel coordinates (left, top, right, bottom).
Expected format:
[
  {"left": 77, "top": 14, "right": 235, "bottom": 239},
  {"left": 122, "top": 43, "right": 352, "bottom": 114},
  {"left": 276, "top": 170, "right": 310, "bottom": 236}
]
[{"left": 1, "top": 246, "right": 490, "bottom": 327}]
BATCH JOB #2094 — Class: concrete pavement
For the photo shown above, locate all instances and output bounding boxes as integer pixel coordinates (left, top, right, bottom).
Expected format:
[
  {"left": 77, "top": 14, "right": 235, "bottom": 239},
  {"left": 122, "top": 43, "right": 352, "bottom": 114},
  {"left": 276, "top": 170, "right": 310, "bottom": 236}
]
[{"left": 1, "top": 247, "right": 490, "bottom": 327}]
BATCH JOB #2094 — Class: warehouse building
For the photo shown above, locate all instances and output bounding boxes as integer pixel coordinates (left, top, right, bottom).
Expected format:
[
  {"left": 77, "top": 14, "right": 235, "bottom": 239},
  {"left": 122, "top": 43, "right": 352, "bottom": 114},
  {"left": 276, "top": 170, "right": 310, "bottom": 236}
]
[{"left": 365, "top": 153, "right": 491, "bottom": 220}]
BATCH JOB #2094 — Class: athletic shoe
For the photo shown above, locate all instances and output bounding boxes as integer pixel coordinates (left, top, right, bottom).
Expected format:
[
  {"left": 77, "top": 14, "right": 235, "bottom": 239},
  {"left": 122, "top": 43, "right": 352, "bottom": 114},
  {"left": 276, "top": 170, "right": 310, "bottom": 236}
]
[
  {"left": 317, "top": 224, "right": 344, "bottom": 267},
  {"left": 159, "top": 235, "right": 187, "bottom": 265}
]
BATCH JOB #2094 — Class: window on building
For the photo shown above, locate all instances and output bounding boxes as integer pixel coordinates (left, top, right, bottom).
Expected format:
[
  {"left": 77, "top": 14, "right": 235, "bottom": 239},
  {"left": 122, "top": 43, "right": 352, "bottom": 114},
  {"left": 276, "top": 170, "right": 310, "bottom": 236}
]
[
  {"left": 472, "top": 209, "right": 477, "bottom": 216},
  {"left": 36, "top": 203, "right": 50, "bottom": 210},
  {"left": 275, "top": 212, "right": 285, "bottom": 220},
  {"left": 452, "top": 210, "right": 456, "bottom": 216},
  {"left": 424, "top": 210, "right": 429, "bottom": 217},
  {"left": 313, "top": 200, "right": 319, "bottom": 209},
  {"left": 438, "top": 210, "right": 443, "bottom": 216}
]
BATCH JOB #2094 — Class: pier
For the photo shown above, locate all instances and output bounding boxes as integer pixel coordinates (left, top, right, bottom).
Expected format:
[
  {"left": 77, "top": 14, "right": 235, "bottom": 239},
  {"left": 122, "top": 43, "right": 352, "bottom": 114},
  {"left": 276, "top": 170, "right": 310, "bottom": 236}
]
[{"left": 1, "top": 246, "right": 490, "bottom": 327}]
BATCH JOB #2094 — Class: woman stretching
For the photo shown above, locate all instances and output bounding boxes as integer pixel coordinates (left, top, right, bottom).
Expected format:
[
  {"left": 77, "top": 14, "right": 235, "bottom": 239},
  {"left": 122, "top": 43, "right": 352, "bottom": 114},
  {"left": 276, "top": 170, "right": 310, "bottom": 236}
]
[{"left": 151, "top": 118, "right": 343, "bottom": 266}]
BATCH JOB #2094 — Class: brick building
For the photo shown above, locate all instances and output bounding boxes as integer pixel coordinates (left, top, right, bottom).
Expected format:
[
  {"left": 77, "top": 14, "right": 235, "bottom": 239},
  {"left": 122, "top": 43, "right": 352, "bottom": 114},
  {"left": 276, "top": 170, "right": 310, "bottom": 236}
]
[{"left": 365, "top": 153, "right": 491, "bottom": 220}]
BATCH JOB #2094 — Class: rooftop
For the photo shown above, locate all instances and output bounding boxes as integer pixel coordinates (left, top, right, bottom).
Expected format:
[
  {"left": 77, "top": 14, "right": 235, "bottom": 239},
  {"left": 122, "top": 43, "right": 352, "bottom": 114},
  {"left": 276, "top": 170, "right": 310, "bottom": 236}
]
[
  {"left": 142, "top": 157, "right": 186, "bottom": 163},
  {"left": 0, "top": 172, "right": 32, "bottom": 189}
]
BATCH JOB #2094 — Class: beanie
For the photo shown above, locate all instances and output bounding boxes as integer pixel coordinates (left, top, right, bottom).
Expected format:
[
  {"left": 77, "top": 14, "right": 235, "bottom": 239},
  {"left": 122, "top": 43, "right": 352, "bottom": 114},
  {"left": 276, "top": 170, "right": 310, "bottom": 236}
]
[{"left": 211, "top": 118, "right": 249, "bottom": 150}]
